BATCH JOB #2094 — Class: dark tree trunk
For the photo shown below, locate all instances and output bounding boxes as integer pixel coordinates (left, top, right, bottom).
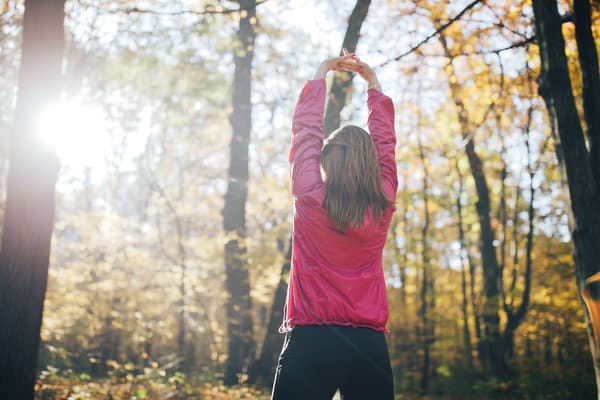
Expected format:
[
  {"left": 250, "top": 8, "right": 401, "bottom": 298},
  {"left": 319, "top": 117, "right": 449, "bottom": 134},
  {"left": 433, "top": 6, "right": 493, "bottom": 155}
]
[
  {"left": 223, "top": 0, "right": 257, "bottom": 386},
  {"left": 0, "top": 0, "right": 65, "bottom": 398},
  {"left": 456, "top": 163, "right": 473, "bottom": 369},
  {"left": 502, "top": 104, "right": 535, "bottom": 361},
  {"left": 417, "top": 136, "right": 433, "bottom": 394},
  {"left": 178, "top": 290, "right": 186, "bottom": 365},
  {"left": 470, "top": 250, "right": 482, "bottom": 347},
  {"left": 389, "top": 176, "right": 410, "bottom": 384},
  {"left": 247, "top": 240, "right": 291, "bottom": 386},
  {"left": 465, "top": 183, "right": 483, "bottom": 350},
  {"left": 543, "top": 331, "right": 553, "bottom": 366},
  {"left": 438, "top": 35, "right": 506, "bottom": 377},
  {"left": 392, "top": 196, "right": 409, "bottom": 306},
  {"left": 574, "top": 0, "right": 600, "bottom": 184},
  {"left": 399, "top": 179, "right": 409, "bottom": 306},
  {"left": 532, "top": 0, "right": 600, "bottom": 392},
  {"left": 249, "top": 0, "right": 372, "bottom": 387},
  {"left": 463, "top": 128, "right": 504, "bottom": 376},
  {"left": 323, "top": 0, "right": 371, "bottom": 136},
  {"left": 177, "top": 225, "right": 187, "bottom": 366}
]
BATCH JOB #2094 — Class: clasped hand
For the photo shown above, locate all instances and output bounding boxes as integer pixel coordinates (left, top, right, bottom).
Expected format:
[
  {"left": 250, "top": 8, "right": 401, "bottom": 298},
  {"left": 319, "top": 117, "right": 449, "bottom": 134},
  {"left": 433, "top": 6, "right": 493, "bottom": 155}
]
[{"left": 313, "top": 48, "right": 381, "bottom": 91}]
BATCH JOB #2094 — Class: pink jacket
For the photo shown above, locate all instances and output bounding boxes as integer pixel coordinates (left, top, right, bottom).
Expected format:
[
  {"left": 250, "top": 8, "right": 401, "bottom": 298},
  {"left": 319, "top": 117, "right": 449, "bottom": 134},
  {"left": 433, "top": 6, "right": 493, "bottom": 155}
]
[{"left": 283, "top": 79, "right": 397, "bottom": 333}]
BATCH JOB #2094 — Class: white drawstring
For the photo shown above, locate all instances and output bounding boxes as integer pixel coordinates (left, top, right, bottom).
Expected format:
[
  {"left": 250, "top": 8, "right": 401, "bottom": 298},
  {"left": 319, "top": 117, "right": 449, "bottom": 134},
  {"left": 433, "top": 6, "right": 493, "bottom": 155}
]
[{"left": 278, "top": 262, "right": 294, "bottom": 334}]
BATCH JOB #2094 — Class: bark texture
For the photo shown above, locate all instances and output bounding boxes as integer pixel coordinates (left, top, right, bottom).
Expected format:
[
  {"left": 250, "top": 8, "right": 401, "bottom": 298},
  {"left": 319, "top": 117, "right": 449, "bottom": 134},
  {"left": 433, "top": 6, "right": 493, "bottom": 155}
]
[
  {"left": 223, "top": 0, "right": 257, "bottom": 386},
  {"left": 574, "top": 0, "right": 600, "bottom": 184},
  {"left": 0, "top": 0, "right": 65, "bottom": 398},
  {"left": 532, "top": 0, "right": 600, "bottom": 393}
]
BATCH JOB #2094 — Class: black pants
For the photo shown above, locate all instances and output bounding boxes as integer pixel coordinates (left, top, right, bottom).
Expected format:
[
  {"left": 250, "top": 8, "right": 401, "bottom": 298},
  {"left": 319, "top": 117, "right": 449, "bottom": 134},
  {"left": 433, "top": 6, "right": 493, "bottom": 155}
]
[{"left": 271, "top": 325, "right": 394, "bottom": 400}]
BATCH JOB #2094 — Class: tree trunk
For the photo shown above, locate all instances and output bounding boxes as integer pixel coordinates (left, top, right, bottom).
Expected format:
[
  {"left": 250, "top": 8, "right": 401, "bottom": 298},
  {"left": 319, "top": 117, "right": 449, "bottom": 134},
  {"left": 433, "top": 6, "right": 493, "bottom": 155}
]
[
  {"left": 323, "top": 0, "right": 371, "bottom": 136},
  {"left": 177, "top": 228, "right": 187, "bottom": 367},
  {"left": 399, "top": 176, "right": 409, "bottom": 306},
  {"left": 532, "top": 0, "right": 600, "bottom": 393},
  {"left": 392, "top": 187, "right": 409, "bottom": 306},
  {"left": 223, "top": 0, "right": 257, "bottom": 386},
  {"left": 574, "top": 0, "right": 600, "bottom": 184},
  {"left": 247, "top": 240, "right": 291, "bottom": 386},
  {"left": 456, "top": 163, "right": 473, "bottom": 369},
  {"left": 147, "top": 174, "right": 189, "bottom": 366},
  {"left": 438, "top": 34, "right": 506, "bottom": 377},
  {"left": 417, "top": 136, "right": 433, "bottom": 394},
  {"left": 249, "top": 0, "right": 372, "bottom": 387},
  {"left": 0, "top": 0, "right": 65, "bottom": 398},
  {"left": 502, "top": 104, "right": 535, "bottom": 361}
]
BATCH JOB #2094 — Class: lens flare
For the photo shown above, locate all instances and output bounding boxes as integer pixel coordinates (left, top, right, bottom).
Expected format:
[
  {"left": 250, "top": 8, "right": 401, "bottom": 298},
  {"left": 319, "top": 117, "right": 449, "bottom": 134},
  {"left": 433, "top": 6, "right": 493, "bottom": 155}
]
[{"left": 38, "top": 100, "right": 107, "bottom": 169}]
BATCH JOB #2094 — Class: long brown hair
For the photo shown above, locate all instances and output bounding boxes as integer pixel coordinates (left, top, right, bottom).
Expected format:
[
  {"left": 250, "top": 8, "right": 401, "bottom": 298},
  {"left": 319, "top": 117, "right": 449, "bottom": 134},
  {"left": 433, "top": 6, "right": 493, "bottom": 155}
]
[{"left": 321, "top": 125, "right": 391, "bottom": 230}]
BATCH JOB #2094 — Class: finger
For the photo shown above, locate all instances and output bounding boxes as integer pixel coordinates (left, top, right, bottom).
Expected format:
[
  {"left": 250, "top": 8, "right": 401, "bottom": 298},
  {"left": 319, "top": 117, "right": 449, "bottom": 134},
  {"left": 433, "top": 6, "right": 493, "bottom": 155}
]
[
  {"left": 338, "top": 63, "right": 359, "bottom": 72},
  {"left": 338, "top": 59, "right": 355, "bottom": 66},
  {"left": 342, "top": 48, "right": 349, "bottom": 56},
  {"left": 339, "top": 60, "right": 358, "bottom": 68}
]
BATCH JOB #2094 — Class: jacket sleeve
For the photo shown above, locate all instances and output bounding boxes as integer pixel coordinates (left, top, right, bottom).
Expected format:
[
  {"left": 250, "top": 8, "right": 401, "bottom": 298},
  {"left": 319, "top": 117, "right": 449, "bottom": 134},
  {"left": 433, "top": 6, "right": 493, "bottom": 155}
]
[
  {"left": 289, "top": 79, "right": 326, "bottom": 199},
  {"left": 367, "top": 88, "right": 398, "bottom": 200}
]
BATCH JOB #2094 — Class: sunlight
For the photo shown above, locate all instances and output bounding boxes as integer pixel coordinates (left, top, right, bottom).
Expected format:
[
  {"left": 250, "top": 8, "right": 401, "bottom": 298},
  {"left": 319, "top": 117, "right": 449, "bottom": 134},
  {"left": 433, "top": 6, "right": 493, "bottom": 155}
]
[{"left": 38, "top": 99, "right": 108, "bottom": 169}]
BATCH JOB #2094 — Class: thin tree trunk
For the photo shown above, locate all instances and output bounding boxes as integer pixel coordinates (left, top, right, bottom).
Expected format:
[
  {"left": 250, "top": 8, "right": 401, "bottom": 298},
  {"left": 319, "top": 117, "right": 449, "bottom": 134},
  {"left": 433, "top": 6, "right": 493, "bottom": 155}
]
[
  {"left": 462, "top": 177, "right": 483, "bottom": 350},
  {"left": 392, "top": 207, "right": 408, "bottom": 306},
  {"left": 456, "top": 162, "right": 473, "bottom": 369},
  {"left": 247, "top": 239, "right": 291, "bottom": 386},
  {"left": 417, "top": 136, "right": 433, "bottom": 394},
  {"left": 176, "top": 221, "right": 186, "bottom": 366},
  {"left": 250, "top": 0, "right": 372, "bottom": 387},
  {"left": 469, "top": 247, "right": 482, "bottom": 346},
  {"left": 145, "top": 172, "right": 188, "bottom": 366},
  {"left": 399, "top": 177, "right": 409, "bottom": 305},
  {"left": 390, "top": 172, "right": 410, "bottom": 308},
  {"left": 502, "top": 104, "right": 535, "bottom": 361},
  {"left": 438, "top": 34, "right": 505, "bottom": 377},
  {"left": 223, "top": 0, "right": 257, "bottom": 385},
  {"left": 532, "top": 0, "right": 600, "bottom": 393},
  {"left": 0, "top": 0, "right": 65, "bottom": 398},
  {"left": 323, "top": 0, "right": 372, "bottom": 136}
]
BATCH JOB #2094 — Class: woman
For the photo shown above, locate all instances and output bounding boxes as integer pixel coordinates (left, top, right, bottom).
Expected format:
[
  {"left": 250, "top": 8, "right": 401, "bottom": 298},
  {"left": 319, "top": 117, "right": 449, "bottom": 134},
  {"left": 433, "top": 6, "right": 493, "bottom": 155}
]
[{"left": 271, "top": 52, "right": 397, "bottom": 400}]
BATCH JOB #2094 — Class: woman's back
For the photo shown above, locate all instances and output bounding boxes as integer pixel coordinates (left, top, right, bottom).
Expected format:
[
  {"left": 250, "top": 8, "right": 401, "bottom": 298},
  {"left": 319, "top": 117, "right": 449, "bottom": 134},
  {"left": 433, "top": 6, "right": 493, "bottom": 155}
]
[
  {"left": 283, "top": 78, "right": 397, "bottom": 332},
  {"left": 272, "top": 53, "right": 396, "bottom": 400}
]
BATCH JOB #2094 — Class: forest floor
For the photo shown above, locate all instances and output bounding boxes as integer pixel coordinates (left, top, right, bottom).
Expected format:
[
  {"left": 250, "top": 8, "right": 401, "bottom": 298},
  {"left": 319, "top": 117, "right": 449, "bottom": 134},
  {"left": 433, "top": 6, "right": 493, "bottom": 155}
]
[
  {"left": 36, "top": 380, "right": 452, "bottom": 400},
  {"left": 36, "top": 367, "right": 560, "bottom": 400},
  {"left": 35, "top": 376, "right": 461, "bottom": 400}
]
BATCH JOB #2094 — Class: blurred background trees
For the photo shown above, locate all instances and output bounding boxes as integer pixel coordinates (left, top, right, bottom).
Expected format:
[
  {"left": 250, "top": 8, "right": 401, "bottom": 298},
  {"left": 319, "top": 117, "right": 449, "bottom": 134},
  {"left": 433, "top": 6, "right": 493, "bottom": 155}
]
[{"left": 0, "top": 0, "right": 597, "bottom": 399}]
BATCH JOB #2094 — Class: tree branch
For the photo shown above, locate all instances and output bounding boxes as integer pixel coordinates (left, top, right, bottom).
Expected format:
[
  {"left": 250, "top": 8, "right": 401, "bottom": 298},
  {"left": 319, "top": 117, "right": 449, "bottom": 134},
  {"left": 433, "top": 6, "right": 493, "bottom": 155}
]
[
  {"left": 377, "top": 8, "right": 574, "bottom": 66},
  {"left": 378, "top": 0, "right": 484, "bottom": 68},
  {"left": 77, "top": 0, "right": 268, "bottom": 16}
]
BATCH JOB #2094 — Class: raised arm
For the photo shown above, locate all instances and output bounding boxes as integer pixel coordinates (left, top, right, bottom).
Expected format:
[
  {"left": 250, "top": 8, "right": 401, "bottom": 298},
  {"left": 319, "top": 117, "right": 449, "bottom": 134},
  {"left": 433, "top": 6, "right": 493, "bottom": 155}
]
[
  {"left": 289, "top": 79, "right": 326, "bottom": 198},
  {"left": 347, "top": 58, "right": 398, "bottom": 199},
  {"left": 290, "top": 54, "right": 357, "bottom": 199},
  {"left": 367, "top": 88, "right": 398, "bottom": 199}
]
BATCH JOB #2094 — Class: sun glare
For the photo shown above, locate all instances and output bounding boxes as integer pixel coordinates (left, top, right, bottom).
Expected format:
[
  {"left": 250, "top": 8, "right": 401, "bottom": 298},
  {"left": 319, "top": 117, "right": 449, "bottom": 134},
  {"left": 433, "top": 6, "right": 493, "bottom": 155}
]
[{"left": 38, "top": 99, "right": 108, "bottom": 169}]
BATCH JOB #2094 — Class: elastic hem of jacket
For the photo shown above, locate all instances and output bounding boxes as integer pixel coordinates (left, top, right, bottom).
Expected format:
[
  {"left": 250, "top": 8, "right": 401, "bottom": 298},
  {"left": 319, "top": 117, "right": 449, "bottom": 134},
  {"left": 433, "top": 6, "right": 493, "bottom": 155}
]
[{"left": 285, "top": 319, "right": 389, "bottom": 334}]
